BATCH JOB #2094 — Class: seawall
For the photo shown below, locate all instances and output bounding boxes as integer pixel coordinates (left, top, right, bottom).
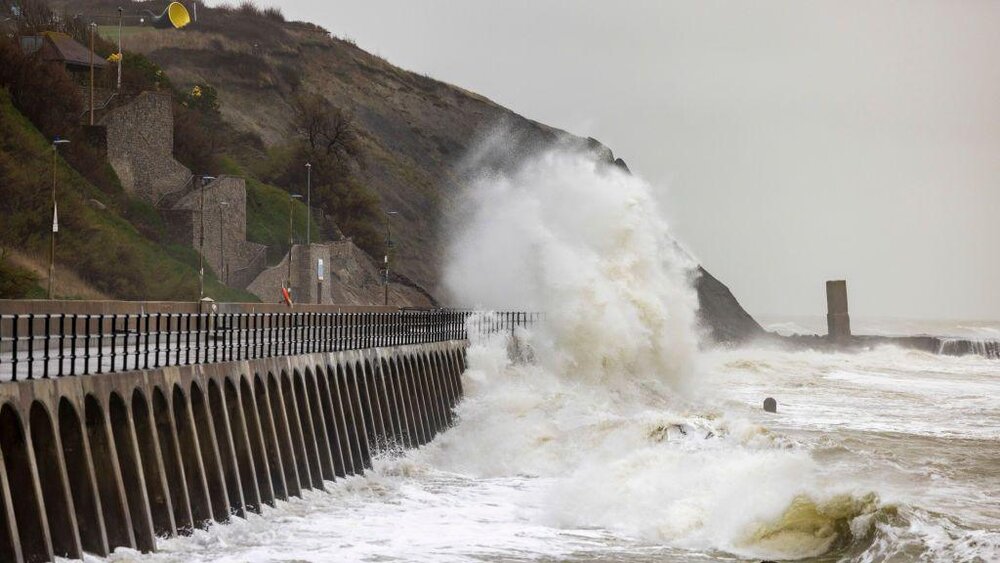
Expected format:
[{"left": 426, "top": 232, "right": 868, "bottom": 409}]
[{"left": 0, "top": 341, "right": 466, "bottom": 562}]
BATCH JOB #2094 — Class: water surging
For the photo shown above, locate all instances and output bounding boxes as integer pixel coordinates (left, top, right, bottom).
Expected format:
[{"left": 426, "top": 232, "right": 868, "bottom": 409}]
[
  {"left": 436, "top": 147, "right": 888, "bottom": 560},
  {"left": 138, "top": 146, "right": 998, "bottom": 563}
]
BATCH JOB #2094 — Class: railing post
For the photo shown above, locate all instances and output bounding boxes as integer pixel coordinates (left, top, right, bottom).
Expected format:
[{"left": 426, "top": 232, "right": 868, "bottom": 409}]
[
  {"left": 0, "top": 316, "right": 6, "bottom": 380},
  {"left": 224, "top": 313, "right": 231, "bottom": 361},
  {"left": 250, "top": 314, "right": 257, "bottom": 359},
  {"left": 83, "top": 314, "right": 93, "bottom": 376},
  {"left": 154, "top": 313, "right": 161, "bottom": 369},
  {"left": 27, "top": 313, "right": 35, "bottom": 380},
  {"left": 335, "top": 312, "right": 343, "bottom": 352},
  {"left": 266, "top": 313, "right": 273, "bottom": 357},
  {"left": 58, "top": 313, "right": 66, "bottom": 376},
  {"left": 11, "top": 315, "right": 19, "bottom": 381},
  {"left": 346, "top": 312, "right": 353, "bottom": 350},
  {"left": 141, "top": 313, "right": 149, "bottom": 370},
  {"left": 194, "top": 313, "right": 201, "bottom": 365},
  {"left": 281, "top": 312, "right": 286, "bottom": 356},
  {"left": 184, "top": 313, "right": 191, "bottom": 365},
  {"left": 43, "top": 314, "right": 52, "bottom": 378},
  {"left": 95, "top": 314, "right": 103, "bottom": 375},
  {"left": 237, "top": 314, "right": 244, "bottom": 361}
]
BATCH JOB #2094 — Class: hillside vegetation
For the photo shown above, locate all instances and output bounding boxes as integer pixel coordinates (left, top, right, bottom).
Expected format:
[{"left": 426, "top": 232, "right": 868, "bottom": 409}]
[
  {"left": 45, "top": 0, "right": 574, "bottom": 299},
  {"left": 0, "top": 88, "right": 250, "bottom": 300},
  {"left": 0, "top": 0, "right": 318, "bottom": 301}
]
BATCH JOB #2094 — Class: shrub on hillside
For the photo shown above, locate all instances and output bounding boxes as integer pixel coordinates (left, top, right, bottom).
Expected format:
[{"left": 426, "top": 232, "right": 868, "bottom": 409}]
[{"left": 255, "top": 92, "right": 385, "bottom": 258}]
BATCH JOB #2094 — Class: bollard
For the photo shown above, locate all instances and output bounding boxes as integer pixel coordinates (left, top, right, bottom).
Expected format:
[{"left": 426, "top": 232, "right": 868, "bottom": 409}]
[{"left": 763, "top": 397, "right": 777, "bottom": 413}]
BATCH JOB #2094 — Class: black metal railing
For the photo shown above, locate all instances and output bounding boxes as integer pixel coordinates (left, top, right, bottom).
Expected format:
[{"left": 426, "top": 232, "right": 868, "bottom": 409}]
[{"left": 0, "top": 310, "right": 540, "bottom": 382}]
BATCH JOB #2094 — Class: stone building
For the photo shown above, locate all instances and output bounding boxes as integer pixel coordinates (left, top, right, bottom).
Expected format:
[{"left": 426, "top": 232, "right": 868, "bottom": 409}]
[
  {"left": 166, "top": 176, "right": 266, "bottom": 287},
  {"left": 19, "top": 32, "right": 108, "bottom": 83},
  {"left": 93, "top": 90, "right": 430, "bottom": 305},
  {"left": 101, "top": 92, "right": 191, "bottom": 204},
  {"left": 98, "top": 92, "right": 265, "bottom": 286}
]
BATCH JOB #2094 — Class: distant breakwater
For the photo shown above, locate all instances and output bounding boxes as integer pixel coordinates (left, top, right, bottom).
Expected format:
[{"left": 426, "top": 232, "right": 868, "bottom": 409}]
[{"left": 772, "top": 333, "right": 1000, "bottom": 359}]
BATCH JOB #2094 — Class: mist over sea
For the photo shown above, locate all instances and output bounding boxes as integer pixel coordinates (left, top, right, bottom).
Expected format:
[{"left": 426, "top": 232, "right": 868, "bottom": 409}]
[{"left": 108, "top": 149, "right": 999, "bottom": 563}]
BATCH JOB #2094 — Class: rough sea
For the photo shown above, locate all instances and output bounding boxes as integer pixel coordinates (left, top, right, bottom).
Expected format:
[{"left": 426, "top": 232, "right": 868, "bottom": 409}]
[{"left": 97, "top": 147, "right": 999, "bottom": 563}]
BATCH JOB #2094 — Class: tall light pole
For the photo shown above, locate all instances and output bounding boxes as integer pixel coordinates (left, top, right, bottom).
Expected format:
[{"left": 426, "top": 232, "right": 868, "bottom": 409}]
[
  {"left": 305, "top": 162, "right": 311, "bottom": 246},
  {"left": 383, "top": 210, "right": 398, "bottom": 307},
  {"left": 197, "top": 175, "right": 216, "bottom": 300},
  {"left": 218, "top": 200, "right": 229, "bottom": 285},
  {"left": 287, "top": 193, "right": 302, "bottom": 289},
  {"left": 48, "top": 138, "right": 70, "bottom": 300},
  {"left": 116, "top": 7, "right": 123, "bottom": 91},
  {"left": 88, "top": 22, "right": 96, "bottom": 125}
]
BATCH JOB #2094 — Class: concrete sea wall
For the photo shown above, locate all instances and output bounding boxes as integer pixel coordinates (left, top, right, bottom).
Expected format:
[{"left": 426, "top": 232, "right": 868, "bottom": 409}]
[{"left": 0, "top": 342, "right": 466, "bottom": 562}]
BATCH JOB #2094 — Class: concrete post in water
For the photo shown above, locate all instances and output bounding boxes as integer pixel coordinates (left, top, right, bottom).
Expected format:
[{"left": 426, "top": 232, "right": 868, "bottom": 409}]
[
  {"left": 763, "top": 397, "right": 777, "bottom": 413},
  {"left": 826, "top": 280, "right": 851, "bottom": 341}
]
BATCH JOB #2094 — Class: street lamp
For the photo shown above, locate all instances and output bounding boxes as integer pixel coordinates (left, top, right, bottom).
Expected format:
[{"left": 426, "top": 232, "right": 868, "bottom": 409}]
[
  {"left": 48, "top": 138, "right": 71, "bottom": 300},
  {"left": 305, "top": 162, "right": 311, "bottom": 246},
  {"left": 383, "top": 210, "right": 398, "bottom": 307},
  {"left": 197, "top": 175, "right": 216, "bottom": 300},
  {"left": 116, "top": 7, "right": 123, "bottom": 91},
  {"left": 288, "top": 193, "right": 302, "bottom": 289},
  {"left": 218, "top": 200, "right": 229, "bottom": 285},
  {"left": 88, "top": 22, "right": 97, "bottom": 125}
]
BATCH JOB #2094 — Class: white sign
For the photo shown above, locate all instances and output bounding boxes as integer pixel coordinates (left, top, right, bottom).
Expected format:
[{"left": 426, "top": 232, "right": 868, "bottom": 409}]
[
  {"left": 317, "top": 258, "right": 324, "bottom": 281},
  {"left": 52, "top": 202, "right": 59, "bottom": 233}
]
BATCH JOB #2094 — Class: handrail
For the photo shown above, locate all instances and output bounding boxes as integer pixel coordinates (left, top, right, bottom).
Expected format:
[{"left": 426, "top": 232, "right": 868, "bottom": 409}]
[{"left": 0, "top": 310, "right": 540, "bottom": 382}]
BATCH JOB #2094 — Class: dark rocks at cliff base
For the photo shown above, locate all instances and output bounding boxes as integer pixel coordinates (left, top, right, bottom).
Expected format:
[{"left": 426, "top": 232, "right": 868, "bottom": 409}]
[{"left": 694, "top": 266, "right": 766, "bottom": 344}]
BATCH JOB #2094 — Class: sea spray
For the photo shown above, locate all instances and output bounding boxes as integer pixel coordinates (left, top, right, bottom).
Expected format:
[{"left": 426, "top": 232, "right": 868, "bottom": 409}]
[
  {"left": 432, "top": 145, "right": 882, "bottom": 559},
  {"left": 444, "top": 147, "right": 702, "bottom": 397},
  {"left": 137, "top": 147, "right": 1000, "bottom": 563}
]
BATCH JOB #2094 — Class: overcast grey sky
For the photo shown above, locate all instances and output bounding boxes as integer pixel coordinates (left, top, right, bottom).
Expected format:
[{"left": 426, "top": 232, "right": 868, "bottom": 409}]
[{"left": 216, "top": 1, "right": 1000, "bottom": 320}]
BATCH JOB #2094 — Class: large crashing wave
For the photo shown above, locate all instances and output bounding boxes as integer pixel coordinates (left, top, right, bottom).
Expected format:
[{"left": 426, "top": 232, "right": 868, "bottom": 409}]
[{"left": 435, "top": 145, "right": 885, "bottom": 560}]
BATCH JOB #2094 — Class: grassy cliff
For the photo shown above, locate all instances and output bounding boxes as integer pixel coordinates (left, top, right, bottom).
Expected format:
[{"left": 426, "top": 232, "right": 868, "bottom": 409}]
[{"left": 0, "top": 88, "right": 254, "bottom": 301}]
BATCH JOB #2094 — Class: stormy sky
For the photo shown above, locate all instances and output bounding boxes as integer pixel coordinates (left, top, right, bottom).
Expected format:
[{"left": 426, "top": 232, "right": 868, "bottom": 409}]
[{"left": 213, "top": 1, "right": 1000, "bottom": 320}]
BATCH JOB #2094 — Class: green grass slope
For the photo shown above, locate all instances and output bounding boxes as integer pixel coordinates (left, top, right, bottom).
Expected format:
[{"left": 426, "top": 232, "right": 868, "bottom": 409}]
[{"left": 0, "top": 89, "right": 256, "bottom": 302}]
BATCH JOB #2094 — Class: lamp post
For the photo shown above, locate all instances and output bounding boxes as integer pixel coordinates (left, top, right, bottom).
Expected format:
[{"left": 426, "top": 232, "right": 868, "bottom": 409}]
[
  {"left": 116, "top": 7, "right": 123, "bottom": 91},
  {"left": 383, "top": 210, "right": 398, "bottom": 307},
  {"left": 197, "top": 175, "right": 216, "bottom": 300},
  {"left": 89, "top": 22, "right": 96, "bottom": 125},
  {"left": 287, "top": 193, "right": 302, "bottom": 289},
  {"left": 48, "top": 138, "right": 71, "bottom": 300},
  {"left": 218, "top": 200, "right": 229, "bottom": 285},
  {"left": 305, "top": 162, "right": 311, "bottom": 246}
]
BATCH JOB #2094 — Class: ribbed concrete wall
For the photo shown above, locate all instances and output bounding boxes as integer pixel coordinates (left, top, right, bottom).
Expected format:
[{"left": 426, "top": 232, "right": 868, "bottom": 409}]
[{"left": 0, "top": 342, "right": 466, "bottom": 562}]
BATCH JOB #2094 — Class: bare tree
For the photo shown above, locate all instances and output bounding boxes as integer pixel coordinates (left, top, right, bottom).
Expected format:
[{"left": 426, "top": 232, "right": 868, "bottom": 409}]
[
  {"left": 2, "top": 0, "right": 54, "bottom": 35},
  {"left": 291, "top": 91, "right": 360, "bottom": 165}
]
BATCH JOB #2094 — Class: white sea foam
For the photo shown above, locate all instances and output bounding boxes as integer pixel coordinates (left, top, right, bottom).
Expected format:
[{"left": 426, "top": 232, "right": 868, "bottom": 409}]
[{"left": 125, "top": 146, "right": 998, "bottom": 562}]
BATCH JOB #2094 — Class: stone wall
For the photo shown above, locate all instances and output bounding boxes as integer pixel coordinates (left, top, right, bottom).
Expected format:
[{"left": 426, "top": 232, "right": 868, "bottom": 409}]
[
  {"left": 247, "top": 241, "right": 433, "bottom": 307},
  {"left": 0, "top": 340, "right": 467, "bottom": 561},
  {"left": 171, "top": 176, "right": 266, "bottom": 286},
  {"left": 100, "top": 92, "right": 191, "bottom": 204}
]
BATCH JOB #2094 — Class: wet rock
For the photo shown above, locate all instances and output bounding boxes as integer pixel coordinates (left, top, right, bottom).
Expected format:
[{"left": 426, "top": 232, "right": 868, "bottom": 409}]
[{"left": 763, "top": 397, "right": 777, "bottom": 413}]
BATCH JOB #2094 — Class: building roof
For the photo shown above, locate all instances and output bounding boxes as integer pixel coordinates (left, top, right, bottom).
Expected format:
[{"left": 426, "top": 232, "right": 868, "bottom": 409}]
[{"left": 21, "top": 32, "right": 108, "bottom": 69}]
